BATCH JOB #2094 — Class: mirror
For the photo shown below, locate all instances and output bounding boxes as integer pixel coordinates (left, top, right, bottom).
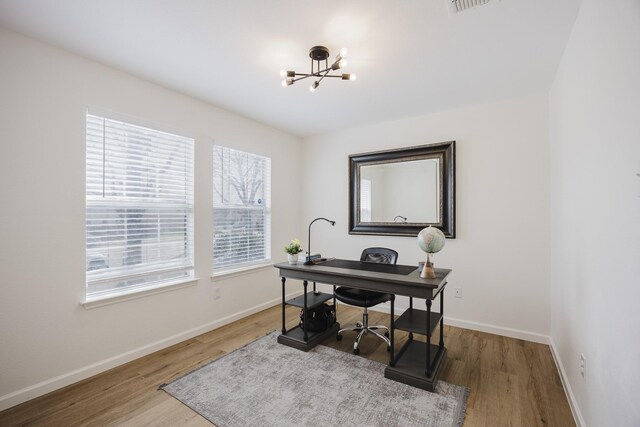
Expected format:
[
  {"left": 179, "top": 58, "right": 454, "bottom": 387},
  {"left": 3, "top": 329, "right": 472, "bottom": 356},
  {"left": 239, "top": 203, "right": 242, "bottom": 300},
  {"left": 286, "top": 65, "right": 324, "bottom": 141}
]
[
  {"left": 349, "top": 141, "right": 455, "bottom": 238},
  {"left": 360, "top": 158, "right": 441, "bottom": 224}
]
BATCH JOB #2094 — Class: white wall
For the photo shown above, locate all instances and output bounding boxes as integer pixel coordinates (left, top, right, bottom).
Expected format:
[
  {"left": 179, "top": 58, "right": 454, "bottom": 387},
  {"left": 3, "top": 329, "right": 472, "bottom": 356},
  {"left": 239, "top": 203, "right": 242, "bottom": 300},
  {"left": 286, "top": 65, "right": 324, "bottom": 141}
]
[
  {"left": 0, "top": 28, "right": 301, "bottom": 409},
  {"left": 301, "top": 95, "right": 551, "bottom": 340},
  {"left": 549, "top": 1, "right": 640, "bottom": 426},
  {"left": 383, "top": 160, "right": 439, "bottom": 223},
  {"left": 363, "top": 160, "right": 439, "bottom": 223}
]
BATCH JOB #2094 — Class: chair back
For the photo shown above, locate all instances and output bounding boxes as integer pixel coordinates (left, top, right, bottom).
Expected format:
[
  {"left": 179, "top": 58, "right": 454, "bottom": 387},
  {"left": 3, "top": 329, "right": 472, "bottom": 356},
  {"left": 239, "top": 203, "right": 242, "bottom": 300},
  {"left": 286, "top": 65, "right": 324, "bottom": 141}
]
[{"left": 360, "top": 247, "right": 398, "bottom": 265}]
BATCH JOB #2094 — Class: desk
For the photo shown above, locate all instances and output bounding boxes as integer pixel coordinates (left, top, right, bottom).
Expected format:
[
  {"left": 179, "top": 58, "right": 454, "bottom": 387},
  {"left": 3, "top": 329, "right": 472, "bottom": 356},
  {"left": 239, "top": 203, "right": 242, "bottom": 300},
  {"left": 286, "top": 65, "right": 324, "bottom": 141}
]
[{"left": 274, "top": 260, "right": 451, "bottom": 392}]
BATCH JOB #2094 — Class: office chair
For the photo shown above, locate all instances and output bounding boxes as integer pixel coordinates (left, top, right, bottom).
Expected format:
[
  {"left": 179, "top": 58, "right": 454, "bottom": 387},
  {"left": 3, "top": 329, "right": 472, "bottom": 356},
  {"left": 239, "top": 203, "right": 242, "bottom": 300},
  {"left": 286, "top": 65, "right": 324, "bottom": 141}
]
[{"left": 334, "top": 247, "right": 396, "bottom": 355}]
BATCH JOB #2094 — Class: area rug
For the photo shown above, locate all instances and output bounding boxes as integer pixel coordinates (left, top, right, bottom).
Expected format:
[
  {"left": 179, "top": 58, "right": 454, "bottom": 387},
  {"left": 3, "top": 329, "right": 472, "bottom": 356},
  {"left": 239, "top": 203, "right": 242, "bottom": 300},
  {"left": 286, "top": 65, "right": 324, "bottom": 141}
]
[{"left": 161, "top": 331, "right": 468, "bottom": 427}]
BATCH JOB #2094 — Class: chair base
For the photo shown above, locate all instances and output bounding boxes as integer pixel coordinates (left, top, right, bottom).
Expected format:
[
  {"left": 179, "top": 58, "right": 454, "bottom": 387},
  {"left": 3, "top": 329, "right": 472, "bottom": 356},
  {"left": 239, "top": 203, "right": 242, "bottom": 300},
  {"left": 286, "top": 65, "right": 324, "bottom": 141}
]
[{"left": 337, "top": 307, "right": 391, "bottom": 354}]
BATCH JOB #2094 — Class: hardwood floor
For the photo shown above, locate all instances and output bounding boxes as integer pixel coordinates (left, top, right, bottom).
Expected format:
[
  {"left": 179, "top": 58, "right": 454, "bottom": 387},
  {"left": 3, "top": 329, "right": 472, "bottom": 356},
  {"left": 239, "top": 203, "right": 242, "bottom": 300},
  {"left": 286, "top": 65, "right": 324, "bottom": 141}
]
[{"left": 0, "top": 305, "right": 574, "bottom": 426}]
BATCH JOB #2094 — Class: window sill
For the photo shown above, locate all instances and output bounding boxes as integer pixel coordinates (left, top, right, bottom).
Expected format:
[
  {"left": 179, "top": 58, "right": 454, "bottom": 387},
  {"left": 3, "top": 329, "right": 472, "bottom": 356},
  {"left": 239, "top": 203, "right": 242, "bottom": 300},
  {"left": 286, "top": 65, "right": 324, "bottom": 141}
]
[
  {"left": 211, "top": 262, "right": 274, "bottom": 280},
  {"left": 82, "top": 277, "right": 199, "bottom": 309}
]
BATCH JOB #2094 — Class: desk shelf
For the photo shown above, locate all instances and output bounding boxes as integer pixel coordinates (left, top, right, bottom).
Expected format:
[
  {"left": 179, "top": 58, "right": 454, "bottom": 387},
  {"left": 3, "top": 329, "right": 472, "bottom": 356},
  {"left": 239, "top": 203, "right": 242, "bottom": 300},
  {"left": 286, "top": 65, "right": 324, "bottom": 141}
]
[
  {"left": 385, "top": 340, "right": 447, "bottom": 392},
  {"left": 286, "top": 291, "right": 333, "bottom": 309},
  {"left": 388, "top": 286, "right": 447, "bottom": 392},
  {"left": 278, "top": 324, "right": 340, "bottom": 352},
  {"left": 278, "top": 277, "right": 338, "bottom": 352},
  {"left": 394, "top": 308, "right": 442, "bottom": 336}
]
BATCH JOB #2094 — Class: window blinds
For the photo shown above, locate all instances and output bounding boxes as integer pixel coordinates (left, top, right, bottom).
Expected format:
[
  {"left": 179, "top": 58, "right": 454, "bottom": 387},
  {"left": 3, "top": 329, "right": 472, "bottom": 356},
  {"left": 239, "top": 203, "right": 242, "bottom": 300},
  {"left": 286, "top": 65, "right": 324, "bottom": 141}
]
[
  {"left": 213, "top": 145, "right": 271, "bottom": 270},
  {"left": 86, "top": 113, "right": 194, "bottom": 298},
  {"left": 361, "top": 179, "right": 372, "bottom": 222}
]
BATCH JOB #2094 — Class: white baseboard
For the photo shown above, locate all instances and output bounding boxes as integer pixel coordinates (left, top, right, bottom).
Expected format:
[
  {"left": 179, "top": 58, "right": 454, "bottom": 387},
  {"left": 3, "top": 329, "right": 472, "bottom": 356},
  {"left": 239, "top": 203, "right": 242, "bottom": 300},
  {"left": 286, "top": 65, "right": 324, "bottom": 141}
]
[
  {"left": 364, "top": 303, "right": 581, "bottom": 426},
  {"left": 549, "top": 337, "right": 586, "bottom": 427},
  {"left": 443, "top": 316, "right": 550, "bottom": 344},
  {"left": 364, "top": 303, "right": 550, "bottom": 344},
  {"left": 0, "top": 291, "right": 301, "bottom": 412},
  {"left": 0, "top": 295, "right": 584, "bottom": 427}
]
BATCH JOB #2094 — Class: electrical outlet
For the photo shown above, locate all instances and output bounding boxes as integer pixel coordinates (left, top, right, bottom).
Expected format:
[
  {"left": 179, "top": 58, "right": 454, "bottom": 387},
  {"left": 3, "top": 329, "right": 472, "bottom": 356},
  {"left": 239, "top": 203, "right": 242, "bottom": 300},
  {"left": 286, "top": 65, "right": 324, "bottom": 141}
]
[
  {"left": 580, "top": 354, "right": 586, "bottom": 378},
  {"left": 213, "top": 287, "right": 221, "bottom": 300},
  {"left": 454, "top": 288, "right": 462, "bottom": 298}
]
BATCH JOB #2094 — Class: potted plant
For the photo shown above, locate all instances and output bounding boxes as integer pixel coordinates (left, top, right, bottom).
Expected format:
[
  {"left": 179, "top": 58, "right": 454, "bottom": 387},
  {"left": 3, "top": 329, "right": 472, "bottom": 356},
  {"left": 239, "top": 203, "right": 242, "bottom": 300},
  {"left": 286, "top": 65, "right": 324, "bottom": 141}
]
[{"left": 284, "top": 239, "right": 303, "bottom": 264}]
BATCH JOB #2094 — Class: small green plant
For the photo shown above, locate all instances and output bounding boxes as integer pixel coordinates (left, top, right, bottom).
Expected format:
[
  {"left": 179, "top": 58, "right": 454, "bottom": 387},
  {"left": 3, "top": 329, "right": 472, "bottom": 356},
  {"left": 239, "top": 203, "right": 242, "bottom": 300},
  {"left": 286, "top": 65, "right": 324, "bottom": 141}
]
[{"left": 284, "top": 238, "right": 303, "bottom": 255}]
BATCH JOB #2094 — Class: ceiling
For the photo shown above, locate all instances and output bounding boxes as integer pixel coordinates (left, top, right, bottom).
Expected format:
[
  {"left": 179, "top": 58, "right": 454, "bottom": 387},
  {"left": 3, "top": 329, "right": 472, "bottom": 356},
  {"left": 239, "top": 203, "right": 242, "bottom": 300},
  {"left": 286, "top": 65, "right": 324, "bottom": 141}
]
[{"left": 0, "top": 0, "right": 581, "bottom": 137}]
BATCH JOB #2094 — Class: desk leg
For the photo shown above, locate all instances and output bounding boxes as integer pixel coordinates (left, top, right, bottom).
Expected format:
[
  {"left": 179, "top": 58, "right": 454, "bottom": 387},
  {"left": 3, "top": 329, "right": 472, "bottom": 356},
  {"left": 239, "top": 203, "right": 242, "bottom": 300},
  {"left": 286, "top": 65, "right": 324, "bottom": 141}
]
[
  {"left": 426, "top": 299, "right": 432, "bottom": 377},
  {"left": 439, "top": 289, "right": 445, "bottom": 348},
  {"left": 281, "top": 277, "right": 286, "bottom": 334},
  {"left": 303, "top": 280, "right": 308, "bottom": 341},
  {"left": 390, "top": 294, "right": 395, "bottom": 366},
  {"left": 333, "top": 285, "right": 337, "bottom": 318},
  {"left": 408, "top": 297, "right": 414, "bottom": 341}
]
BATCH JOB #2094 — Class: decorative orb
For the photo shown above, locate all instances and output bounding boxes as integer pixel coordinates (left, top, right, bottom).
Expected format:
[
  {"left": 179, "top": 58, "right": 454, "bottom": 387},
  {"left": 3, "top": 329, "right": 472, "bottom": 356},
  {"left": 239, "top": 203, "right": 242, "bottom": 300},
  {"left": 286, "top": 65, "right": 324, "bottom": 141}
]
[{"left": 417, "top": 226, "right": 446, "bottom": 254}]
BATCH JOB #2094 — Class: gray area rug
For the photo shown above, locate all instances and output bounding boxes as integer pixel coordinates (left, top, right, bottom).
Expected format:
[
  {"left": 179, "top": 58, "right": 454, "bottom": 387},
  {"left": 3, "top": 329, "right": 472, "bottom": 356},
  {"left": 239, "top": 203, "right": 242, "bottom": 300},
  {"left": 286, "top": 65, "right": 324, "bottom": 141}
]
[{"left": 161, "top": 332, "right": 468, "bottom": 427}]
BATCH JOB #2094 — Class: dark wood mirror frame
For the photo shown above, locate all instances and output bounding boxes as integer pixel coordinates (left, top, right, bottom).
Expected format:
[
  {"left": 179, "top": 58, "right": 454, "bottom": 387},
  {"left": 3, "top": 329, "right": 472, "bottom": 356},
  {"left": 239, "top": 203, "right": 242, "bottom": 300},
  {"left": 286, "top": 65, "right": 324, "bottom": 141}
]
[{"left": 348, "top": 141, "right": 455, "bottom": 238}]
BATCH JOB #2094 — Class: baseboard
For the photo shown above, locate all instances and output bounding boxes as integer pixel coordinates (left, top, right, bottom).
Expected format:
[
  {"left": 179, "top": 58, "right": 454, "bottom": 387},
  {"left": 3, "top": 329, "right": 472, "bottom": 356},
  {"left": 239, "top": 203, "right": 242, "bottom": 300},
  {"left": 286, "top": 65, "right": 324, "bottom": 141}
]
[
  {"left": 549, "top": 337, "right": 586, "bottom": 427},
  {"left": 361, "top": 303, "right": 582, "bottom": 426},
  {"left": 0, "top": 291, "right": 302, "bottom": 412},
  {"left": 1, "top": 296, "right": 584, "bottom": 427},
  {"left": 443, "top": 316, "right": 550, "bottom": 344},
  {"left": 364, "top": 303, "right": 550, "bottom": 344}
]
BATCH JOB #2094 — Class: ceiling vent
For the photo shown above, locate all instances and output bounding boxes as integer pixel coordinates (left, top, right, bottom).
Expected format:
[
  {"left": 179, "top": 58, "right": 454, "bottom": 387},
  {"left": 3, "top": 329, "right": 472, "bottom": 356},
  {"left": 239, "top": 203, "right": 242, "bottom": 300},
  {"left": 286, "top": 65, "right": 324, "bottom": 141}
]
[{"left": 447, "top": 0, "right": 492, "bottom": 14}]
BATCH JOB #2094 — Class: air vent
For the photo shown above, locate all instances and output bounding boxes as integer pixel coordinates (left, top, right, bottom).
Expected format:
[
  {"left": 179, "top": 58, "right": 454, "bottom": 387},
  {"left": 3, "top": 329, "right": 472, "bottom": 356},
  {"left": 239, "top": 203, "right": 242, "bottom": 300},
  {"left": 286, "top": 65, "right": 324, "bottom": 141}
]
[{"left": 448, "top": 0, "right": 492, "bottom": 14}]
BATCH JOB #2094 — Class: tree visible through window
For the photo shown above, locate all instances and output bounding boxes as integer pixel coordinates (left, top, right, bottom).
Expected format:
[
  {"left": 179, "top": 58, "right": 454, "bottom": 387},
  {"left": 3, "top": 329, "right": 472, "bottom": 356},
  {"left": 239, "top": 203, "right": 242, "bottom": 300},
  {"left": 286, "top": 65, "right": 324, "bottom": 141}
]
[
  {"left": 85, "top": 113, "right": 194, "bottom": 298},
  {"left": 213, "top": 146, "right": 271, "bottom": 270}
]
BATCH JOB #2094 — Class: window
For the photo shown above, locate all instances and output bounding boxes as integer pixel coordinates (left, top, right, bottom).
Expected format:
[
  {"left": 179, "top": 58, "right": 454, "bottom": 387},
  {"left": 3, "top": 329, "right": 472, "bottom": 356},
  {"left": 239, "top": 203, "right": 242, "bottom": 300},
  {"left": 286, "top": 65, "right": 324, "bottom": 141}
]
[
  {"left": 360, "top": 179, "right": 372, "bottom": 222},
  {"left": 213, "top": 146, "right": 271, "bottom": 271},
  {"left": 85, "top": 113, "right": 194, "bottom": 299}
]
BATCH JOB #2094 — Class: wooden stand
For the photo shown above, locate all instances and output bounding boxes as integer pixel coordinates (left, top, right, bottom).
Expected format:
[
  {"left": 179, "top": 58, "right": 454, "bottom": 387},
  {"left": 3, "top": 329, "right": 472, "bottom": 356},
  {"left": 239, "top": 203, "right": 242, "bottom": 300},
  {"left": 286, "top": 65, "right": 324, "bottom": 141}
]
[{"left": 420, "top": 253, "right": 436, "bottom": 279}]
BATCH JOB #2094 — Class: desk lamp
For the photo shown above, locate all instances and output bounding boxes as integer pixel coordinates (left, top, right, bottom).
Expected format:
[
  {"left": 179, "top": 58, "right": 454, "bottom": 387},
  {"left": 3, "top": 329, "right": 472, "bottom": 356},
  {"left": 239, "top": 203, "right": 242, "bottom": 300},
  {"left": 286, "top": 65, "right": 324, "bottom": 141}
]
[{"left": 304, "top": 217, "right": 336, "bottom": 265}]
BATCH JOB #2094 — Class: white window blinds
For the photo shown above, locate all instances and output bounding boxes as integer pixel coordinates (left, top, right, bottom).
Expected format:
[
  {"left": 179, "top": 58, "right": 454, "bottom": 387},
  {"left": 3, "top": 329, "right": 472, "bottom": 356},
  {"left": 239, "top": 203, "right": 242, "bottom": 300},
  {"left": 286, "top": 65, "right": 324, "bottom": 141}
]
[
  {"left": 86, "top": 113, "right": 194, "bottom": 299},
  {"left": 213, "top": 146, "right": 271, "bottom": 270},
  {"left": 361, "top": 179, "right": 372, "bottom": 222}
]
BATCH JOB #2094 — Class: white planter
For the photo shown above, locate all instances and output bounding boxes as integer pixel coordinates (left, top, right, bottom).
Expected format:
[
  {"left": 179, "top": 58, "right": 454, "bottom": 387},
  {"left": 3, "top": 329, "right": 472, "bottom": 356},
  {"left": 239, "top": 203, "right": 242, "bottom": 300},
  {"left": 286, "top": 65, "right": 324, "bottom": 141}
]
[{"left": 287, "top": 253, "right": 299, "bottom": 264}]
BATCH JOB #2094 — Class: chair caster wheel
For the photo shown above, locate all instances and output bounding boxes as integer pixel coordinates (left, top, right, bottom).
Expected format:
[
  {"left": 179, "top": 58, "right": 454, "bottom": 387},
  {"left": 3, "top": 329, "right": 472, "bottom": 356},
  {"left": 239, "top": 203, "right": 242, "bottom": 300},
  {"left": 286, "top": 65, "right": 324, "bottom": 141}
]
[
  {"left": 336, "top": 334, "right": 343, "bottom": 341},
  {"left": 353, "top": 348, "right": 360, "bottom": 355},
  {"left": 384, "top": 331, "right": 390, "bottom": 338},
  {"left": 387, "top": 346, "right": 391, "bottom": 352},
  {"left": 356, "top": 322, "right": 363, "bottom": 328}
]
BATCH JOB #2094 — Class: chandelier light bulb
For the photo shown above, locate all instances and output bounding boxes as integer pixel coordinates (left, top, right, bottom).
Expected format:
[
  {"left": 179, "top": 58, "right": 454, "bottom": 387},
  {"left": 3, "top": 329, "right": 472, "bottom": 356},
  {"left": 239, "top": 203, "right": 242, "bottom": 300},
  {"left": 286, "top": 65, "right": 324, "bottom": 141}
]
[
  {"left": 332, "top": 59, "right": 347, "bottom": 70},
  {"left": 331, "top": 59, "right": 346, "bottom": 71},
  {"left": 310, "top": 81, "right": 319, "bottom": 92},
  {"left": 281, "top": 79, "right": 287, "bottom": 87},
  {"left": 342, "top": 73, "right": 356, "bottom": 81},
  {"left": 340, "top": 47, "right": 348, "bottom": 58},
  {"left": 281, "top": 78, "right": 294, "bottom": 87},
  {"left": 280, "top": 70, "right": 296, "bottom": 78}
]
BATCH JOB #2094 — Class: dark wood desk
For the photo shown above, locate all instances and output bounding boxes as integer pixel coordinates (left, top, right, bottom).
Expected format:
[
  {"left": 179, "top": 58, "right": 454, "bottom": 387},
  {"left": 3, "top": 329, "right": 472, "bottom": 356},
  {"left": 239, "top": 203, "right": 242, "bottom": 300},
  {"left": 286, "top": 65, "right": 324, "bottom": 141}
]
[{"left": 274, "top": 260, "right": 451, "bottom": 392}]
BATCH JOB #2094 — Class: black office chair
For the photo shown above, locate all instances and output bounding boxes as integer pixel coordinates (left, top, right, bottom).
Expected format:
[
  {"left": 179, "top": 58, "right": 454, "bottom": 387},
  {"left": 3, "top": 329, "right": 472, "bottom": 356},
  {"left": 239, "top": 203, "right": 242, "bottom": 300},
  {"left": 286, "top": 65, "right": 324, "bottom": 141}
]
[{"left": 334, "top": 247, "right": 396, "bottom": 355}]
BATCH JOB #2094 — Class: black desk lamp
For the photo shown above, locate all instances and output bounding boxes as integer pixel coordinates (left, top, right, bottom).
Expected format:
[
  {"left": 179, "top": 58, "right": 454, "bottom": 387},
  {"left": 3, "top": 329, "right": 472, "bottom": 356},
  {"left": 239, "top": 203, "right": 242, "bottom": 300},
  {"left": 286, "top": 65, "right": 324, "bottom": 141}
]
[{"left": 304, "top": 217, "right": 336, "bottom": 265}]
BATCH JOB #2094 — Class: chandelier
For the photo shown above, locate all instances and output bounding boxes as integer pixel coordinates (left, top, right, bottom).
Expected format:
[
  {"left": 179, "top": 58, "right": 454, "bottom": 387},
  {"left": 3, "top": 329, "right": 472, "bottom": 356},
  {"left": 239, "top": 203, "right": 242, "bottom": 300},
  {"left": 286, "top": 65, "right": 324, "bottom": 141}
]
[{"left": 280, "top": 46, "right": 356, "bottom": 92}]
